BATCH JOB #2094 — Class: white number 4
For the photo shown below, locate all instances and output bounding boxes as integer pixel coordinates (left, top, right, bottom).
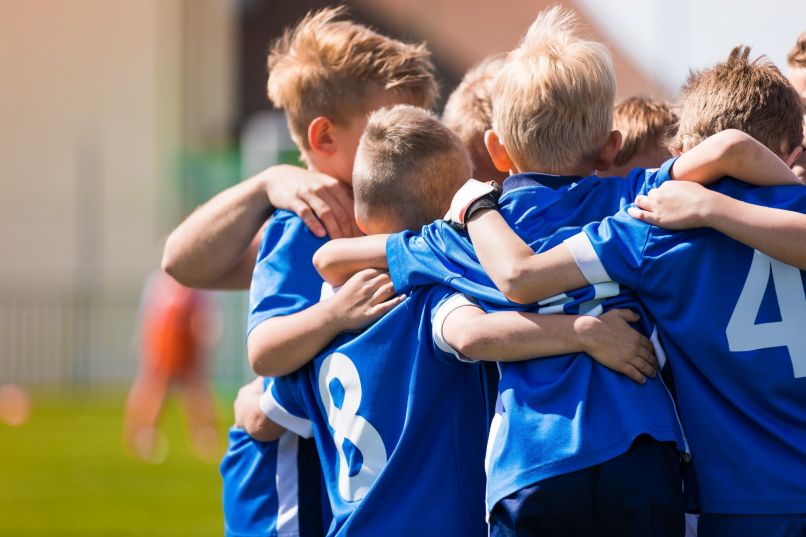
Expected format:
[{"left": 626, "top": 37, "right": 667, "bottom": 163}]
[{"left": 726, "top": 251, "right": 806, "bottom": 378}]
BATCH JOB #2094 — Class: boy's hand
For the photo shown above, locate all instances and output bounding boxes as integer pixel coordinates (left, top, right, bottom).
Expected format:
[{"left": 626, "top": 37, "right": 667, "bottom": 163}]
[
  {"left": 234, "top": 377, "right": 280, "bottom": 442},
  {"left": 262, "top": 165, "right": 361, "bottom": 239},
  {"left": 327, "top": 269, "right": 406, "bottom": 331},
  {"left": 628, "top": 181, "right": 716, "bottom": 230},
  {"left": 578, "top": 309, "right": 657, "bottom": 384},
  {"left": 445, "top": 179, "right": 502, "bottom": 229}
]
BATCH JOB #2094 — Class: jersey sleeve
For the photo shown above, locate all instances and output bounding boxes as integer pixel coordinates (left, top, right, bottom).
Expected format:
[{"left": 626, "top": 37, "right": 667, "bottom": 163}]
[
  {"left": 563, "top": 208, "right": 653, "bottom": 290},
  {"left": 431, "top": 292, "right": 482, "bottom": 363},
  {"left": 385, "top": 222, "right": 470, "bottom": 294},
  {"left": 259, "top": 374, "right": 313, "bottom": 439},
  {"left": 247, "top": 211, "right": 328, "bottom": 335},
  {"left": 622, "top": 156, "right": 678, "bottom": 199}
]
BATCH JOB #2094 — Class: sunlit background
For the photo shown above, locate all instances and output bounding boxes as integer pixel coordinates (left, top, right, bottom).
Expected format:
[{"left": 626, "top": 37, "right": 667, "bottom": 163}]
[{"left": 1, "top": 0, "right": 802, "bottom": 535}]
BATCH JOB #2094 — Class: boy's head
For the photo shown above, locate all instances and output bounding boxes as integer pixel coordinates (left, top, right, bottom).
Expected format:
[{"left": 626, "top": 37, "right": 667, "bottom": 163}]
[
  {"left": 352, "top": 105, "right": 472, "bottom": 234},
  {"left": 787, "top": 32, "right": 806, "bottom": 100},
  {"left": 486, "top": 7, "right": 620, "bottom": 177},
  {"left": 442, "top": 55, "right": 508, "bottom": 183},
  {"left": 675, "top": 46, "right": 803, "bottom": 161},
  {"left": 267, "top": 7, "right": 438, "bottom": 183},
  {"left": 610, "top": 96, "right": 677, "bottom": 176}
]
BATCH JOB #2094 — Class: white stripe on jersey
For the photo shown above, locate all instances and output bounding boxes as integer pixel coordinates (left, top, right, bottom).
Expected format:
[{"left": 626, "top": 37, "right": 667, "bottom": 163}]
[{"left": 275, "top": 432, "right": 301, "bottom": 535}]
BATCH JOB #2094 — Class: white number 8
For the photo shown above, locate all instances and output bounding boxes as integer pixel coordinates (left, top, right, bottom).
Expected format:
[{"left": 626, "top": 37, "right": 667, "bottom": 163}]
[
  {"left": 318, "top": 352, "right": 387, "bottom": 502},
  {"left": 726, "top": 251, "right": 806, "bottom": 378}
]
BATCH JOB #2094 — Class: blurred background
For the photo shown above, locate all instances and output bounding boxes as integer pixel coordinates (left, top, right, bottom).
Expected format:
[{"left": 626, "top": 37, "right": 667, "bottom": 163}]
[{"left": 0, "top": 0, "right": 802, "bottom": 535}]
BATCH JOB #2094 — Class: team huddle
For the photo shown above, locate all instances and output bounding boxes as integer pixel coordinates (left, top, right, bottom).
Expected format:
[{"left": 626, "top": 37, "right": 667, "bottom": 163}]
[{"left": 162, "top": 6, "right": 806, "bottom": 537}]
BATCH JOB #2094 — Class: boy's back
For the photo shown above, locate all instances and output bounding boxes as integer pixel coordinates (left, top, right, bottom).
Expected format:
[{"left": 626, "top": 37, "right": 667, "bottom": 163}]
[
  {"left": 571, "top": 179, "right": 806, "bottom": 514},
  {"left": 261, "top": 284, "right": 490, "bottom": 536},
  {"left": 387, "top": 164, "right": 688, "bottom": 510}
]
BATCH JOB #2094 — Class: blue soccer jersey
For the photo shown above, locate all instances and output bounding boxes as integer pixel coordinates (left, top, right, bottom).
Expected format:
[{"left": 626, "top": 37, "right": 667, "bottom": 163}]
[
  {"left": 220, "top": 417, "right": 329, "bottom": 536},
  {"left": 248, "top": 210, "right": 328, "bottom": 336},
  {"left": 385, "top": 162, "right": 688, "bottom": 510},
  {"left": 259, "top": 286, "right": 492, "bottom": 537},
  {"left": 566, "top": 176, "right": 806, "bottom": 514}
]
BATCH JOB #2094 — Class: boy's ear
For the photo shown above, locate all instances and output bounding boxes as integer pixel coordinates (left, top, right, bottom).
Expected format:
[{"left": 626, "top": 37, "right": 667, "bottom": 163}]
[
  {"left": 669, "top": 146, "right": 683, "bottom": 157},
  {"left": 484, "top": 129, "right": 516, "bottom": 173},
  {"left": 784, "top": 145, "right": 804, "bottom": 168},
  {"left": 308, "top": 116, "right": 338, "bottom": 155},
  {"left": 593, "top": 130, "right": 622, "bottom": 172}
]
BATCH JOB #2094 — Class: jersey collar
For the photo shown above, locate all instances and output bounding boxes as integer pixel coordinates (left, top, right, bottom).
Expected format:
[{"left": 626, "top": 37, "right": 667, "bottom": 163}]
[{"left": 502, "top": 172, "right": 583, "bottom": 193}]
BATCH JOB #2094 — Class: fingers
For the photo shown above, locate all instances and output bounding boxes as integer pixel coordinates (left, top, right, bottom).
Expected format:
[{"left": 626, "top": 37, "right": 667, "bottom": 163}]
[
  {"left": 300, "top": 188, "right": 348, "bottom": 239},
  {"left": 608, "top": 308, "right": 640, "bottom": 324},
  {"left": 369, "top": 281, "right": 397, "bottom": 305},
  {"left": 367, "top": 294, "right": 407, "bottom": 319},
  {"left": 631, "top": 347, "right": 658, "bottom": 378},
  {"left": 621, "top": 364, "right": 647, "bottom": 385},
  {"left": 292, "top": 200, "right": 327, "bottom": 238},
  {"left": 627, "top": 206, "right": 660, "bottom": 225}
]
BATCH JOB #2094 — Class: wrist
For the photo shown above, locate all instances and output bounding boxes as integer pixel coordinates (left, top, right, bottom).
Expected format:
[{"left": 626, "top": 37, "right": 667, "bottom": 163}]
[
  {"left": 252, "top": 166, "right": 285, "bottom": 212},
  {"left": 697, "top": 190, "right": 727, "bottom": 228},
  {"left": 574, "top": 315, "right": 602, "bottom": 354}
]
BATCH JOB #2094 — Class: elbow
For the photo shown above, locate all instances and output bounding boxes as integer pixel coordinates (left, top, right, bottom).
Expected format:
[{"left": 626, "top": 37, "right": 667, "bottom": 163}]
[
  {"left": 717, "top": 129, "right": 752, "bottom": 158},
  {"left": 160, "top": 234, "right": 182, "bottom": 279},
  {"left": 495, "top": 266, "right": 535, "bottom": 305},
  {"left": 450, "top": 331, "right": 489, "bottom": 361},
  {"left": 247, "top": 340, "right": 288, "bottom": 378},
  {"left": 312, "top": 246, "right": 334, "bottom": 280}
]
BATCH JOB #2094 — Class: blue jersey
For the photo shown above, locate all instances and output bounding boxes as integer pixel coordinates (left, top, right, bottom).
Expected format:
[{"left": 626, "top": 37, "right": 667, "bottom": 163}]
[
  {"left": 385, "top": 162, "right": 688, "bottom": 509},
  {"left": 260, "top": 286, "right": 492, "bottom": 537},
  {"left": 567, "top": 174, "right": 806, "bottom": 514},
  {"left": 220, "top": 414, "right": 329, "bottom": 536},
  {"left": 248, "top": 210, "right": 327, "bottom": 336}
]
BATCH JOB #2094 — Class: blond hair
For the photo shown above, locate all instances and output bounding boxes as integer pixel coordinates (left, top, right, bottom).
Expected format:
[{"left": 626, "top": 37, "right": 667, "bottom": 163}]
[
  {"left": 353, "top": 105, "right": 471, "bottom": 230},
  {"left": 493, "top": 7, "right": 615, "bottom": 173},
  {"left": 267, "top": 7, "right": 438, "bottom": 149},
  {"left": 788, "top": 32, "right": 806, "bottom": 68},
  {"left": 676, "top": 46, "right": 803, "bottom": 154},
  {"left": 613, "top": 96, "right": 677, "bottom": 166}
]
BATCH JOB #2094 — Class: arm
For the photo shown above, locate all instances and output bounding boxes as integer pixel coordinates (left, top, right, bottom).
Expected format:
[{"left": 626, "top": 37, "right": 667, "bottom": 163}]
[
  {"left": 233, "top": 377, "right": 286, "bottom": 442},
  {"left": 313, "top": 235, "right": 390, "bottom": 286},
  {"left": 466, "top": 209, "right": 587, "bottom": 303},
  {"left": 629, "top": 181, "right": 806, "bottom": 270},
  {"left": 441, "top": 306, "right": 656, "bottom": 384},
  {"left": 671, "top": 129, "right": 801, "bottom": 186},
  {"left": 162, "top": 165, "right": 357, "bottom": 289},
  {"left": 248, "top": 269, "right": 405, "bottom": 376}
]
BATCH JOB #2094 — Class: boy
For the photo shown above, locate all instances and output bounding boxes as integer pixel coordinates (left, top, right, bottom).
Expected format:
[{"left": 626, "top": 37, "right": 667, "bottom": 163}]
[
  {"left": 216, "top": 8, "right": 437, "bottom": 536},
  {"left": 259, "top": 105, "right": 662, "bottom": 536},
  {"left": 442, "top": 55, "right": 509, "bottom": 183},
  {"left": 610, "top": 96, "right": 677, "bottom": 176},
  {"left": 459, "top": 47, "right": 806, "bottom": 536}
]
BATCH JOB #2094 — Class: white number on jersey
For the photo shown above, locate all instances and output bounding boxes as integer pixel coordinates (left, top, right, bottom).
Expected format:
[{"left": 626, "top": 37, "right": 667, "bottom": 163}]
[
  {"left": 318, "top": 352, "right": 387, "bottom": 502},
  {"left": 726, "top": 251, "right": 806, "bottom": 378}
]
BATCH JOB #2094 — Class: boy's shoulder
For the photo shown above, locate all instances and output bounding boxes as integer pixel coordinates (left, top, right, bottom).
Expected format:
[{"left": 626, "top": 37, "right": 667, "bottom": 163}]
[{"left": 257, "top": 209, "right": 328, "bottom": 261}]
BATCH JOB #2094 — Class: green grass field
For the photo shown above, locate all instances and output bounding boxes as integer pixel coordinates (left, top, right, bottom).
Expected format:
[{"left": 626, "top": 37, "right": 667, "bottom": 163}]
[{"left": 0, "top": 389, "right": 235, "bottom": 536}]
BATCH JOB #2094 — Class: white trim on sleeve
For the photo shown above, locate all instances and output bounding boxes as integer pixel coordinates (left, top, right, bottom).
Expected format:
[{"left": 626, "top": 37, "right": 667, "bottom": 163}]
[
  {"left": 259, "top": 388, "right": 313, "bottom": 439},
  {"left": 275, "top": 432, "right": 301, "bottom": 535},
  {"left": 432, "top": 293, "right": 481, "bottom": 363},
  {"left": 564, "top": 232, "right": 612, "bottom": 285}
]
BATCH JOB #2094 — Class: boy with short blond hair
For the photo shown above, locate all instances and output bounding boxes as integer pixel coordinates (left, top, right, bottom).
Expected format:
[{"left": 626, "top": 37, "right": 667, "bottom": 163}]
[
  {"left": 442, "top": 55, "right": 508, "bottom": 183},
  {"left": 611, "top": 96, "right": 677, "bottom": 176},
  {"left": 221, "top": 9, "right": 438, "bottom": 537}
]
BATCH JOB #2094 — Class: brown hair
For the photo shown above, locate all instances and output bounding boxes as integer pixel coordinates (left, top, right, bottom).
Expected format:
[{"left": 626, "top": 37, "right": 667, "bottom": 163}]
[
  {"left": 788, "top": 32, "right": 806, "bottom": 68},
  {"left": 353, "top": 105, "right": 471, "bottom": 230},
  {"left": 613, "top": 96, "right": 677, "bottom": 166},
  {"left": 267, "top": 7, "right": 438, "bottom": 149},
  {"left": 676, "top": 46, "right": 803, "bottom": 154}
]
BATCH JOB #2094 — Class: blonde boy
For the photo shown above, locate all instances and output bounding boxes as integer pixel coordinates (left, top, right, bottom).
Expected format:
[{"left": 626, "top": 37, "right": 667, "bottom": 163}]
[
  {"left": 442, "top": 55, "right": 509, "bottom": 183},
  {"left": 219, "top": 9, "right": 437, "bottom": 537},
  {"left": 610, "top": 96, "right": 677, "bottom": 176}
]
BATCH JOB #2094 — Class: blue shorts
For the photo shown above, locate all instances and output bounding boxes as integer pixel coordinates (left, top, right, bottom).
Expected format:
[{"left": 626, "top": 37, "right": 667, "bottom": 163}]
[
  {"left": 699, "top": 513, "right": 806, "bottom": 537},
  {"left": 490, "top": 435, "right": 684, "bottom": 537}
]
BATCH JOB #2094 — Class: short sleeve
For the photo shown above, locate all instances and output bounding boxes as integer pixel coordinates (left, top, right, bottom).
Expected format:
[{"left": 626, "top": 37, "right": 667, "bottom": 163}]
[
  {"left": 431, "top": 293, "right": 481, "bottom": 363},
  {"left": 633, "top": 157, "right": 678, "bottom": 197},
  {"left": 385, "top": 223, "right": 469, "bottom": 294},
  {"left": 247, "top": 211, "right": 328, "bottom": 335},
  {"left": 563, "top": 209, "right": 653, "bottom": 291},
  {"left": 259, "top": 375, "right": 313, "bottom": 439}
]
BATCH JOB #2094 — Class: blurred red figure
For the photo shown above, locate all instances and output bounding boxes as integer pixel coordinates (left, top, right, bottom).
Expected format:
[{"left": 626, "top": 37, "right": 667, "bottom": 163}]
[{"left": 124, "top": 270, "right": 220, "bottom": 462}]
